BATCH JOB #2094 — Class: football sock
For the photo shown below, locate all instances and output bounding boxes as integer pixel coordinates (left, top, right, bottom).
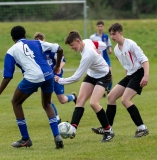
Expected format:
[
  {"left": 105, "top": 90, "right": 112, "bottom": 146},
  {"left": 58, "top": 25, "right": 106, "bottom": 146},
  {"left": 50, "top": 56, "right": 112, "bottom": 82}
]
[
  {"left": 106, "top": 104, "right": 117, "bottom": 126},
  {"left": 96, "top": 108, "right": 110, "bottom": 128},
  {"left": 71, "top": 107, "right": 84, "bottom": 129},
  {"left": 66, "top": 94, "right": 74, "bottom": 102},
  {"left": 51, "top": 103, "right": 60, "bottom": 123},
  {"left": 16, "top": 118, "right": 29, "bottom": 140},
  {"left": 138, "top": 124, "right": 147, "bottom": 130},
  {"left": 127, "top": 104, "right": 144, "bottom": 126},
  {"left": 49, "top": 117, "right": 59, "bottom": 137},
  {"left": 51, "top": 103, "right": 58, "bottom": 115}
]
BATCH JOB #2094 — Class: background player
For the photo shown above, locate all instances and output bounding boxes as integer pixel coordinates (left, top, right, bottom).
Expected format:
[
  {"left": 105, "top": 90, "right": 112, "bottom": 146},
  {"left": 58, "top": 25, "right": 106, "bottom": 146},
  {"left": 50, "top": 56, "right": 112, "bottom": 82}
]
[
  {"left": 90, "top": 20, "right": 112, "bottom": 95},
  {"left": 34, "top": 32, "right": 77, "bottom": 123}
]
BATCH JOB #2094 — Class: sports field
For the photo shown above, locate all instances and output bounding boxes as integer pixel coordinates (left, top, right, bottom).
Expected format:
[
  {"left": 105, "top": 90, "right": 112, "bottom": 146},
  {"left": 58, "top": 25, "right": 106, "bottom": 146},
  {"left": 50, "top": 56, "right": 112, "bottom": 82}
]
[{"left": 0, "top": 20, "right": 157, "bottom": 160}]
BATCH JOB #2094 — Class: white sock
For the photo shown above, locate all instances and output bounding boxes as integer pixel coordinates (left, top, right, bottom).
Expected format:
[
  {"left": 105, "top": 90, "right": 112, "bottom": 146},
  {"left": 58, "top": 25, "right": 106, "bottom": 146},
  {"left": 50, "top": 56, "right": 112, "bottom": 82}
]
[
  {"left": 138, "top": 124, "right": 147, "bottom": 130},
  {"left": 71, "top": 95, "right": 75, "bottom": 100},
  {"left": 56, "top": 115, "right": 60, "bottom": 121}
]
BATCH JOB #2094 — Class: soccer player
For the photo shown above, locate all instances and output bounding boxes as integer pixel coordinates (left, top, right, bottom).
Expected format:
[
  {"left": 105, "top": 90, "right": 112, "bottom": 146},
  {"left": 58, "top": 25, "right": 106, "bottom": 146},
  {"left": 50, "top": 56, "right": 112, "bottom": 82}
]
[
  {"left": 54, "top": 31, "right": 115, "bottom": 142},
  {"left": 34, "top": 32, "right": 77, "bottom": 124},
  {"left": 90, "top": 20, "right": 113, "bottom": 95},
  {"left": 0, "top": 26, "right": 64, "bottom": 149},
  {"left": 92, "top": 23, "right": 149, "bottom": 137}
]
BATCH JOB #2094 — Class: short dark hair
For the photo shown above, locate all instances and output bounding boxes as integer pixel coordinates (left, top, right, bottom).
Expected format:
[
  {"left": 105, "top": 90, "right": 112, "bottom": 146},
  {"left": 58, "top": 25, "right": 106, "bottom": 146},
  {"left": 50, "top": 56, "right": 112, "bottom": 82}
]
[
  {"left": 11, "top": 26, "right": 26, "bottom": 40},
  {"left": 65, "top": 31, "right": 82, "bottom": 44},
  {"left": 96, "top": 20, "right": 104, "bottom": 26},
  {"left": 108, "top": 23, "right": 123, "bottom": 33}
]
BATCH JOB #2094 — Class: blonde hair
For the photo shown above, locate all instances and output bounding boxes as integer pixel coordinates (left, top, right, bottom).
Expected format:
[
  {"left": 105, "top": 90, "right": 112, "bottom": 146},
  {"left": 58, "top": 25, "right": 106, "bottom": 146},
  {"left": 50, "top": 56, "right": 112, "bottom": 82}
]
[{"left": 34, "top": 32, "right": 45, "bottom": 40}]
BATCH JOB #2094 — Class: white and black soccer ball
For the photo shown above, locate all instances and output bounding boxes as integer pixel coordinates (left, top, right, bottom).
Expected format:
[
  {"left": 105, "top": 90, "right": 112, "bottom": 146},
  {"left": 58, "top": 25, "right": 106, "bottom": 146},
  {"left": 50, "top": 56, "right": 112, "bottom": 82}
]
[{"left": 58, "top": 122, "right": 75, "bottom": 139}]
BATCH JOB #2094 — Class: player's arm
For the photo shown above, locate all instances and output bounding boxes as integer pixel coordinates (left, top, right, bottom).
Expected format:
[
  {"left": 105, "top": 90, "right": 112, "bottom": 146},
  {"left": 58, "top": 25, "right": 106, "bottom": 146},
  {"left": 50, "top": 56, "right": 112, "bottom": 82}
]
[
  {"left": 0, "top": 53, "right": 15, "bottom": 94},
  {"left": 140, "top": 61, "right": 149, "bottom": 87},
  {"left": 107, "top": 37, "right": 112, "bottom": 54},
  {"left": 0, "top": 78, "right": 11, "bottom": 94},
  {"left": 54, "top": 47, "right": 63, "bottom": 73},
  {"left": 55, "top": 55, "right": 92, "bottom": 85},
  {"left": 108, "top": 47, "right": 112, "bottom": 54}
]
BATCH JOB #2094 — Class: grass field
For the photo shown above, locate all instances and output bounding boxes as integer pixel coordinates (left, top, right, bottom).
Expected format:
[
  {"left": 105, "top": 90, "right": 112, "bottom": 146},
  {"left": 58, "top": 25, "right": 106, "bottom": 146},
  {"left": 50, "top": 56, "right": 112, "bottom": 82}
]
[{"left": 0, "top": 20, "right": 157, "bottom": 160}]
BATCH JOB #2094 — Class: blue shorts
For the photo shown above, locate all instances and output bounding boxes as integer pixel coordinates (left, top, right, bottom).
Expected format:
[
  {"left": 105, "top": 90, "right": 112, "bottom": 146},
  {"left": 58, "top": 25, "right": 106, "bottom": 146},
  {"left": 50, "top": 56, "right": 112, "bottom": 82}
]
[
  {"left": 18, "top": 78, "right": 54, "bottom": 95},
  {"left": 54, "top": 81, "right": 64, "bottom": 95}
]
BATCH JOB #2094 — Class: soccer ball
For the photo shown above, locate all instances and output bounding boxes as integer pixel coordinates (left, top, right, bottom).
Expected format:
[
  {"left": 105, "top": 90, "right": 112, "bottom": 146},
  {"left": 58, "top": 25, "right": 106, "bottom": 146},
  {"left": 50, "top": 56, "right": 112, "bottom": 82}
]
[{"left": 58, "top": 122, "right": 74, "bottom": 139}]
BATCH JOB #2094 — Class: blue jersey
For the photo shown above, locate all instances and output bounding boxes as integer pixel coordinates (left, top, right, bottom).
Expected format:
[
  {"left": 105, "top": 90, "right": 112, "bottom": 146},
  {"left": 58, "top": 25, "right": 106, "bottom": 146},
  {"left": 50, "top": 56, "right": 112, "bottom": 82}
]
[
  {"left": 43, "top": 50, "right": 66, "bottom": 95},
  {"left": 4, "top": 39, "right": 60, "bottom": 83},
  {"left": 44, "top": 50, "right": 66, "bottom": 77}
]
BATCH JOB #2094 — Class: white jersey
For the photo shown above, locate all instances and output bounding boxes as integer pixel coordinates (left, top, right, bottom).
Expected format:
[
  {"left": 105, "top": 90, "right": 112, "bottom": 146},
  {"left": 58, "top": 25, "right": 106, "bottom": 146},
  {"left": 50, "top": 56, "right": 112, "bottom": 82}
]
[
  {"left": 58, "top": 39, "right": 109, "bottom": 85},
  {"left": 4, "top": 39, "right": 59, "bottom": 83},
  {"left": 114, "top": 38, "right": 148, "bottom": 75}
]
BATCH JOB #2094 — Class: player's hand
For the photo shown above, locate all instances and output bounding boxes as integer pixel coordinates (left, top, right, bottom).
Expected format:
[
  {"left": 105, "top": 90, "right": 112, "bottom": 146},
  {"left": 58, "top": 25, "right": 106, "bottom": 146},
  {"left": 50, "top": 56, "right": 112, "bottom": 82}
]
[
  {"left": 54, "top": 75, "right": 60, "bottom": 82},
  {"left": 140, "top": 75, "right": 148, "bottom": 87}
]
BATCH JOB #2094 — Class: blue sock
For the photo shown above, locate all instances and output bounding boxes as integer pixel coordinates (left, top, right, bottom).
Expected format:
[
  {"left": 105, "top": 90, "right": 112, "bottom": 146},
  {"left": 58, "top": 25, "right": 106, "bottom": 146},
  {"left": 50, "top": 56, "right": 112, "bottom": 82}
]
[
  {"left": 51, "top": 103, "right": 61, "bottom": 123},
  {"left": 49, "top": 117, "right": 59, "bottom": 137},
  {"left": 108, "top": 82, "right": 112, "bottom": 91},
  {"left": 52, "top": 103, "right": 58, "bottom": 116},
  {"left": 66, "top": 94, "right": 73, "bottom": 102},
  {"left": 16, "top": 119, "right": 29, "bottom": 140}
]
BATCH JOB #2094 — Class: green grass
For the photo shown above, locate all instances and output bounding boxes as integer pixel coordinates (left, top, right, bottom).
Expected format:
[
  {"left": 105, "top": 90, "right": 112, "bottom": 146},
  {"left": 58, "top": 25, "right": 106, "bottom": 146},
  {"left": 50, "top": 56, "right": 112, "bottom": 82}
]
[{"left": 0, "top": 20, "right": 157, "bottom": 159}]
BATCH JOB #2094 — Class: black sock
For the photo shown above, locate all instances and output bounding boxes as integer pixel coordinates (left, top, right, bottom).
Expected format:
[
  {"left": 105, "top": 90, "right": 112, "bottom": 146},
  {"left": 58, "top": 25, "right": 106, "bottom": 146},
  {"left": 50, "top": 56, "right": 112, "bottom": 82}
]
[
  {"left": 96, "top": 108, "right": 110, "bottom": 128},
  {"left": 106, "top": 104, "right": 116, "bottom": 126},
  {"left": 127, "top": 104, "right": 144, "bottom": 126},
  {"left": 71, "top": 107, "right": 84, "bottom": 129}
]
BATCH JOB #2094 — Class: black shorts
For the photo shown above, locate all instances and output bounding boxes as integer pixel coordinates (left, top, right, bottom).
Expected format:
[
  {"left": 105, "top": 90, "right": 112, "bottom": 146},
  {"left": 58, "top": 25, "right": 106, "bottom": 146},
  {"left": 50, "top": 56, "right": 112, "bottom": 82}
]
[
  {"left": 83, "top": 71, "right": 111, "bottom": 89},
  {"left": 118, "top": 68, "right": 144, "bottom": 95}
]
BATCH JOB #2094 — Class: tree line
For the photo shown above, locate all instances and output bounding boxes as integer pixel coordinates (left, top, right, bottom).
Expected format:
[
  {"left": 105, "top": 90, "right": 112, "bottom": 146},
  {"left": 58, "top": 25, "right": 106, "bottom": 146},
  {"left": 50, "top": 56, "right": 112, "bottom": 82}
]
[{"left": 0, "top": 0, "right": 157, "bottom": 21}]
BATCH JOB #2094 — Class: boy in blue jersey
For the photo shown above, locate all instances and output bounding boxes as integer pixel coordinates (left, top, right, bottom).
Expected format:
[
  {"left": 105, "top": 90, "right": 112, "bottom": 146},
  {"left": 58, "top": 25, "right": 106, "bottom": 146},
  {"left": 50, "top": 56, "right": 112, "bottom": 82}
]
[
  {"left": 90, "top": 20, "right": 112, "bottom": 96},
  {"left": 34, "top": 32, "right": 77, "bottom": 123},
  {"left": 0, "top": 26, "right": 64, "bottom": 149}
]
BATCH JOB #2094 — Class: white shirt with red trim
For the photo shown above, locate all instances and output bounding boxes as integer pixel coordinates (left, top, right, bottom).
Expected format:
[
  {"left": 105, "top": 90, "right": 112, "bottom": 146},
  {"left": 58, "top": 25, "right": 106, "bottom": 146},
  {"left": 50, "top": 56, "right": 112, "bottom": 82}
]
[
  {"left": 58, "top": 39, "right": 109, "bottom": 85},
  {"left": 114, "top": 38, "right": 148, "bottom": 75}
]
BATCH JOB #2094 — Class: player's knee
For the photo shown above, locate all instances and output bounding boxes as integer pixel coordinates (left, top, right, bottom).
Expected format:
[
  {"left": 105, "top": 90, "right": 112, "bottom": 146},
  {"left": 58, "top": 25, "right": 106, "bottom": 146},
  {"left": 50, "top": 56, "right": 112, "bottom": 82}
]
[
  {"left": 108, "top": 93, "right": 115, "bottom": 103},
  {"left": 121, "top": 97, "right": 128, "bottom": 106},
  {"left": 89, "top": 100, "right": 97, "bottom": 108}
]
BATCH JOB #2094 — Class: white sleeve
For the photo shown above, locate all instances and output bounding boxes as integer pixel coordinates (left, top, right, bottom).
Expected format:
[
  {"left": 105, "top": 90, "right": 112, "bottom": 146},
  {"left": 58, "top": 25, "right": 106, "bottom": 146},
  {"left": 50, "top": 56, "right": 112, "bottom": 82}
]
[
  {"left": 58, "top": 55, "right": 93, "bottom": 85},
  {"left": 40, "top": 41, "right": 60, "bottom": 53},
  {"left": 97, "top": 41, "right": 107, "bottom": 51},
  {"left": 131, "top": 42, "right": 148, "bottom": 63}
]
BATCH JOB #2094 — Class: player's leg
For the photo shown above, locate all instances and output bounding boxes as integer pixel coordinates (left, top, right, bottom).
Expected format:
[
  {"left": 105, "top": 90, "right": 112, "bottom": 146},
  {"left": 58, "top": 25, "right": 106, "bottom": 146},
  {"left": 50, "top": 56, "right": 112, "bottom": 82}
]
[
  {"left": 51, "top": 102, "right": 61, "bottom": 124},
  {"left": 121, "top": 69, "right": 149, "bottom": 137},
  {"left": 11, "top": 78, "right": 37, "bottom": 148},
  {"left": 70, "top": 81, "right": 94, "bottom": 138},
  {"left": 106, "top": 84, "right": 125, "bottom": 126},
  {"left": 41, "top": 78, "right": 63, "bottom": 149},
  {"left": 54, "top": 81, "right": 77, "bottom": 104},
  {"left": 107, "top": 66, "right": 112, "bottom": 93},
  {"left": 90, "top": 73, "right": 114, "bottom": 142},
  {"left": 106, "top": 75, "right": 129, "bottom": 126}
]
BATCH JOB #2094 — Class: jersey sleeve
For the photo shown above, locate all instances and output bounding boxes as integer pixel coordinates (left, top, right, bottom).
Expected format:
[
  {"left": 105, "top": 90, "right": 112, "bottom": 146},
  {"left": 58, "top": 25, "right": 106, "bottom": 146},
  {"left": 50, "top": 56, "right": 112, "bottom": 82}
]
[
  {"left": 40, "top": 41, "right": 60, "bottom": 53},
  {"left": 3, "top": 53, "right": 16, "bottom": 78},
  {"left": 131, "top": 42, "right": 148, "bottom": 63},
  {"left": 58, "top": 54, "right": 93, "bottom": 85},
  {"left": 92, "top": 41, "right": 107, "bottom": 51}
]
